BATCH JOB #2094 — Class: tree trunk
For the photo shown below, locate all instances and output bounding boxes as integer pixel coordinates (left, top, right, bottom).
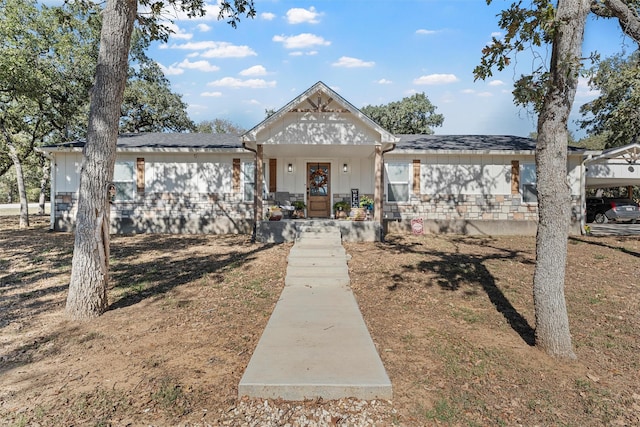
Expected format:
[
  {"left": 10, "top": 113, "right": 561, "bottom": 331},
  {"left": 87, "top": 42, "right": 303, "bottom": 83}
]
[
  {"left": 66, "top": 0, "right": 136, "bottom": 320},
  {"left": 38, "top": 154, "right": 49, "bottom": 215},
  {"left": 533, "top": 0, "right": 590, "bottom": 359},
  {"left": 5, "top": 138, "right": 29, "bottom": 228}
]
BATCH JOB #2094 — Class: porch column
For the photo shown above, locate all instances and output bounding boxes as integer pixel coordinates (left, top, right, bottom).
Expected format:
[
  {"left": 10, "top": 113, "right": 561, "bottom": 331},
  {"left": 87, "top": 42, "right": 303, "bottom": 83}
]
[
  {"left": 374, "top": 145, "right": 383, "bottom": 226},
  {"left": 255, "top": 144, "right": 264, "bottom": 223}
]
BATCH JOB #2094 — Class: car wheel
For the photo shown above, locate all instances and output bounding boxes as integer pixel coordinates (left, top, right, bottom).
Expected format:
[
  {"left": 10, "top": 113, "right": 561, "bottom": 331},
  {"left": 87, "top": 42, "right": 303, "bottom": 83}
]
[{"left": 594, "top": 213, "right": 607, "bottom": 224}]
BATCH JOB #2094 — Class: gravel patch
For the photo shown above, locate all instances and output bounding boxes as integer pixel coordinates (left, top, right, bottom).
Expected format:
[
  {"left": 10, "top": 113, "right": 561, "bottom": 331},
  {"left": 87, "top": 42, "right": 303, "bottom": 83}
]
[{"left": 216, "top": 398, "right": 398, "bottom": 426}]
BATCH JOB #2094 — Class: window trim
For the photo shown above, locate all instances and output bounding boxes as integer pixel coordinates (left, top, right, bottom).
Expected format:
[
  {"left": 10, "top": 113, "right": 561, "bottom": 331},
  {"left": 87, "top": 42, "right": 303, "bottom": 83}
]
[
  {"left": 113, "top": 161, "right": 135, "bottom": 201},
  {"left": 520, "top": 162, "right": 538, "bottom": 204},
  {"left": 385, "top": 162, "right": 411, "bottom": 203},
  {"left": 242, "top": 160, "right": 255, "bottom": 202}
]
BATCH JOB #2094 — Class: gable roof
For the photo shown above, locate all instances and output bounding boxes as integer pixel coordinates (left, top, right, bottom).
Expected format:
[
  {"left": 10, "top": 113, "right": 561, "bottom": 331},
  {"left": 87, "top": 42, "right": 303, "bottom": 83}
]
[
  {"left": 585, "top": 142, "right": 640, "bottom": 164},
  {"left": 241, "top": 81, "right": 399, "bottom": 145}
]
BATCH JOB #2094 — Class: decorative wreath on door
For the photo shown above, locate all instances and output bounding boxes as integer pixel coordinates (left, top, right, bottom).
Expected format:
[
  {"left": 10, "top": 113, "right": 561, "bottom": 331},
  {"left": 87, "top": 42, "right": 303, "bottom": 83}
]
[{"left": 310, "top": 168, "right": 328, "bottom": 188}]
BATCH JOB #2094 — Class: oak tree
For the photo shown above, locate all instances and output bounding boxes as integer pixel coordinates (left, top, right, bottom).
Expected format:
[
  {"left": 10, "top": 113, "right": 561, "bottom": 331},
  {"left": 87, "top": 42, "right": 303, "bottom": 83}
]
[
  {"left": 476, "top": 0, "right": 640, "bottom": 359},
  {"left": 0, "top": 0, "right": 99, "bottom": 227},
  {"left": 66, "top": 0, "right": 255, "bottom": 319},
  {"left": 361, "top": 92, "right": 444, "bottom": 134},
  {"left": 579, "top": 51, "right": 640, "bottom": 148}
]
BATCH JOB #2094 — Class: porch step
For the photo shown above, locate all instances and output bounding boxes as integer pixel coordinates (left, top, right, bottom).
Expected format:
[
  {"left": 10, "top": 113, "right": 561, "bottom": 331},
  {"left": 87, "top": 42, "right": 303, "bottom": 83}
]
[
  {"left": 286, "top": 226, "right": 349, "bottom": 286},
  {"left": 255, "top": 219, "right": 381, "bottom": 243},
  {"left": 238, "top": 226, "right": 392, "bottom": 400},
  {"left": 297, "top": 227, "right": 342, "bottom": 240}
]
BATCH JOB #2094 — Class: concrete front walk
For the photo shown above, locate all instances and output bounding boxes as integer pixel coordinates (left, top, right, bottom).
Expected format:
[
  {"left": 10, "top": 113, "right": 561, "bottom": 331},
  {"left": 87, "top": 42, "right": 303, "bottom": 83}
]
[{"left": 238, "top": 226, "right": 392, "bottom": 400}]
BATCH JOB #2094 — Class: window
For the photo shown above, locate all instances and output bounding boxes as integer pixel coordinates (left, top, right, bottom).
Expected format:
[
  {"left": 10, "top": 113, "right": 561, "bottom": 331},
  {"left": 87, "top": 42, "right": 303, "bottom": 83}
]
[
  {"left": 521, "top": 163, "right": 537, "bottom": 203},
  {"left": 242, "top": 161, "right": 255, "bottom": 202},
  {"left": 386, "top": 163, "right": 410, "bottom": 202},
  {"left": 113, "top": 161, "right": 135, "bottom": 201}
]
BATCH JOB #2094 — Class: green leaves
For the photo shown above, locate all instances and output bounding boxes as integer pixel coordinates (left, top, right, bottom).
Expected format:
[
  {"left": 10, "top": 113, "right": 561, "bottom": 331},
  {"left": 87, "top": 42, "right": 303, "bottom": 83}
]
[
  {"left": 120, "top": 62, "right": 195, "bottom": 133},
  {"left": 361, "top": 93, "right": 444, "bottom": 135},
  {"left": 0, "top": 0, "right": 99, "bottom": 169},
  {"left": 578, "top": 51, "right": 640, "bottom": 148}
]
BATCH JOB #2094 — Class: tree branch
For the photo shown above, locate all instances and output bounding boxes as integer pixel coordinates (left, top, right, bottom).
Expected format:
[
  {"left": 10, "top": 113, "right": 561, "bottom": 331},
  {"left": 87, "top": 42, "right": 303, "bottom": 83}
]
[{"left": 601, "top": 0, "right": 640, "bottom": 43}]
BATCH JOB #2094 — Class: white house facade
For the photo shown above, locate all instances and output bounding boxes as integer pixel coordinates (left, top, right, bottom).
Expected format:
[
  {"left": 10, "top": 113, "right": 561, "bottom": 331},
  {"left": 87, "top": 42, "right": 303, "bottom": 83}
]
[{"left": 40, "top": 81, "right": 631, "bottom": 242}]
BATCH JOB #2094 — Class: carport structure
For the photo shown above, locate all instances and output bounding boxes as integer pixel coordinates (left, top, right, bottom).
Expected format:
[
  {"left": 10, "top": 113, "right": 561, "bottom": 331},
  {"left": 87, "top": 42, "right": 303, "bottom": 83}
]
[{"left": 581, "top": 142, "right": 640, "bottom": 231}]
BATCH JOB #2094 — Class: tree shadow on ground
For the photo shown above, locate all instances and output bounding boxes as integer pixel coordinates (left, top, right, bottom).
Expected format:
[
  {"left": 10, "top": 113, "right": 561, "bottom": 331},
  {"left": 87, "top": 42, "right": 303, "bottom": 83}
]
[
  {"left": 0, "top": 219, "right": 280, "bottom": 376},
  {"left": 108, "top": 234, "right": 277, "bottom": 311},
  {"left": 383, "top": 235, "right": 536, "bottom": 346},
  {"left": 569, "top": 236, "right": 640, "bottom": 258}
]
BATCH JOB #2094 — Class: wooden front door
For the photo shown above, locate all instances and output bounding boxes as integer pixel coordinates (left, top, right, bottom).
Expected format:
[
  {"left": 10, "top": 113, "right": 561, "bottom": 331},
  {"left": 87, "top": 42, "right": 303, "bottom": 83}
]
[{"left": 307, "top": 163, "right": 331, "bottom": 218}]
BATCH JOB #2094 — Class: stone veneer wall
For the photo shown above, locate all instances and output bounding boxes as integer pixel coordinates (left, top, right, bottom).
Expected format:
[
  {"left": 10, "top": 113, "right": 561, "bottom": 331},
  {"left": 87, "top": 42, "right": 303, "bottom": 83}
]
[
  {"left": 383, "top": 194, "right": 540, "bottom": 221},
  {"left": 382, "top": 193, "right": 583, "bottom": 235},
  {"left": 53, "top": 191, "right": 253, "bottom": 234}
]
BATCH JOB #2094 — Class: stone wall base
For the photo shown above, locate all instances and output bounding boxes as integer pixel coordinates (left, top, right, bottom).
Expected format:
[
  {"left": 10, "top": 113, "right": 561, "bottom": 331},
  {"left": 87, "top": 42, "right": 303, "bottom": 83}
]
[{"left": 384, "top": 218, "right": 582, "bottom": 236}]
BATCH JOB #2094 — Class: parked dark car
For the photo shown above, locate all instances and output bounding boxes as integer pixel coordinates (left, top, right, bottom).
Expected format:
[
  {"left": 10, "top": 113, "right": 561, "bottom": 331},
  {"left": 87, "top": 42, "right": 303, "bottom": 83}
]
[{"left": 586, "top": 197, "right": 640, "bottom": 223}]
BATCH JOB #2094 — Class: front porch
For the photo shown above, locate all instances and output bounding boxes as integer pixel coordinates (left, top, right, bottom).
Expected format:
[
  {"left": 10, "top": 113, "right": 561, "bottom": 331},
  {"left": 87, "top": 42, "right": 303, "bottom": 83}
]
[{"left": 255, "top": 219, "right": 382, "bottom": 243}]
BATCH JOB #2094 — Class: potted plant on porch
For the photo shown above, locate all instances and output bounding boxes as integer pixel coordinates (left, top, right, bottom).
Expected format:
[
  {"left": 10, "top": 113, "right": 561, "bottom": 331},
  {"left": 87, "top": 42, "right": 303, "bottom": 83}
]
[
  {"left": 333, "top": 201, "right": 351, "bottom": 219},
  {"left": 292, "top": 200, "right": 306, "bottom": 218},
  {"left": 268, "top": 205, "right": 283, "bottom": 221},
  {"left": 358, "top": 195, "right": 374, "bottom": 220}
]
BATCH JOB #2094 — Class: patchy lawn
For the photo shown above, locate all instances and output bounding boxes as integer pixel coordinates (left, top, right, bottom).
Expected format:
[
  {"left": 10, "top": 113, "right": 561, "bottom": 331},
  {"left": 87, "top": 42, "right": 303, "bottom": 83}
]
[{"left": 1, "top": 216, "right": 638, "bottom": 426}]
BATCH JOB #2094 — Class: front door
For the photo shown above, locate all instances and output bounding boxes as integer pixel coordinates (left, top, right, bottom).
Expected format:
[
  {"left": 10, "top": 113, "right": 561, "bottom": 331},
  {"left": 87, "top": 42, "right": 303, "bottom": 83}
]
[{"left": 307, "top": 163, "right": 331, "bottom": 218}]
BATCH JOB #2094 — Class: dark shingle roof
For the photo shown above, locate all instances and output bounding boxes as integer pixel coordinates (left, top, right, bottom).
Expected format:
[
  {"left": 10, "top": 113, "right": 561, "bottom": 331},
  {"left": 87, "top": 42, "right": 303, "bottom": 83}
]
[
  {"left": 116, "top": 133, "right": 242, "bottom": 149},
  {"left": 396, "top": 134, "right": 584, "bottom": 153},
  {"left": 43, "top": 133, "right": 243, "bottom": 150},
  {"left": 42, "top": 133, "right": 585, "bottom": 154}
]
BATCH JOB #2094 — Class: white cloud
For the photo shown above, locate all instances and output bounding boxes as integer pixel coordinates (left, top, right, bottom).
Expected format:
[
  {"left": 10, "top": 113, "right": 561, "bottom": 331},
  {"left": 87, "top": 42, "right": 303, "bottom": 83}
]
[
  {"left": 273, "top": 33, "right": 330, "bottom": 49},
  {"left": 461, "top": 89, "right": 475, "bottom": 94},
  {"left": 166, "top": 23, "right": 192, "bottom": 40},
  {"left": 207, "top": 77, "right": 277, "bottom": 89},
  {"left": 576, "top": 76, "right": 600, "bottom": 97},
  {"left": 290, "top": 50, "right": 318, "bottom": 56},
  {"left": 491, "top": 31, "right": 503, "bottom": 38},
  {"left": 261, "top": 12, "right": 276, "bottom": 20},
  {"left": 168, "top": 41, "right": 256, "bottom": 58},
  {"left": 246, "top": 99, "right": 261, "bottom": 105},
  {"left": 477, "top": 92, "right": 493, "bottom": 97},
  {"left": 332, "top": 56, "right": 375, "bottom": 68},
  {"left": 286, "top": 6, "right": 321, "bottom": 24},
  {"left": 159, "top": 63, "right": 184, "bottom": 76},
  {"left": 205, "top": 44, "right": 257, "bottom": 58},
  {"left": 197, "top": 23, "right": 211, "bottom": 32},
  {"left": 240, "top": 65, "right": 267, "bottom": 76},
  {"left": 201, "top": 91, "right": 223, "bottom": 97},
  {"left": 413, "top": 74, "right": 459, "bottom": 85},
  {"left": 416, "top": 29, "right": 439, "bottom": 35},
  {"left": 376, "top": 79, "right": 393, "bottom": 85},
  {"left": 488, "top": 80, "right": 505, "bottom": 86},
  {"left": 169, "top": 41, "right": 218, "bottom": 50},
  {"left": 176, "top": 59, "right": 220, "bottom": 72}
]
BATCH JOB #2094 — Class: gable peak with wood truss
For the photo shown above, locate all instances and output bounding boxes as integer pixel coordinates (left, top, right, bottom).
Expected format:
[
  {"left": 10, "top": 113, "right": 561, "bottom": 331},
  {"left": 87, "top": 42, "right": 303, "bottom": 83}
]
[
  {"left": 586, "top": 142, "right": 640, "bottom": 165},
  {"left": 242, "top": 81, "right": 398, "bottom": 148}
]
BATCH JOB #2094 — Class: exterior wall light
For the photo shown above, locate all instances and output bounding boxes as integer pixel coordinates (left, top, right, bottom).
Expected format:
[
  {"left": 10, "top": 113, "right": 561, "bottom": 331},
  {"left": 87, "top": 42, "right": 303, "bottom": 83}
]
[
  {"left": 288, "top": 163, "right": 293, "bottom": 173},
  {"left": 343, "top": 163, "right": 348, "bottom": 173}
]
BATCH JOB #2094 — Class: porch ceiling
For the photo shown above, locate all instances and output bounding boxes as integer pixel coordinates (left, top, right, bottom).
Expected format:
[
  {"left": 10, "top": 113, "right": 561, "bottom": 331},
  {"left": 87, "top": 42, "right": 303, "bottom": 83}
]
[{"left": 261, "top": 144, "right": 377, "bottom": 158}]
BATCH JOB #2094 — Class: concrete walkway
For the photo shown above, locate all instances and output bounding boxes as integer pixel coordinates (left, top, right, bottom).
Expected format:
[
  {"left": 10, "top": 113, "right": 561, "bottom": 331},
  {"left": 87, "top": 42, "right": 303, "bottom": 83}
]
[{"left": 238, "top": 226, "right": 392, "bottom": 400}]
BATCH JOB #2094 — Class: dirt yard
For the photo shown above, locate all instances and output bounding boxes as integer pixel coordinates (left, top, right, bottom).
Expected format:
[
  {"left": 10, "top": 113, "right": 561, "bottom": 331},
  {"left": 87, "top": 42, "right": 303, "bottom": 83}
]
[{"left": 1, "top": 216, "right": 639, "bottom": 426}]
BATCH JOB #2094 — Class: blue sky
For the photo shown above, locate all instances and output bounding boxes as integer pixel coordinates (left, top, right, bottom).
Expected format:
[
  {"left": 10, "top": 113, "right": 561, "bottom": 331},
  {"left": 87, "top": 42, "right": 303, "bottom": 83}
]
[{"left": 45, "top": 0, "right": 627, "bottom": 137}]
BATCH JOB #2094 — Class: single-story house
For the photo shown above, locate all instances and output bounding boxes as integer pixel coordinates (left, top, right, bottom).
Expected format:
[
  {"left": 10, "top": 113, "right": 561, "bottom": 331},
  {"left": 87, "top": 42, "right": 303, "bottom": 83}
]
[{"left": 38, "top": 81, "right": 639, "bottom": 241}]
